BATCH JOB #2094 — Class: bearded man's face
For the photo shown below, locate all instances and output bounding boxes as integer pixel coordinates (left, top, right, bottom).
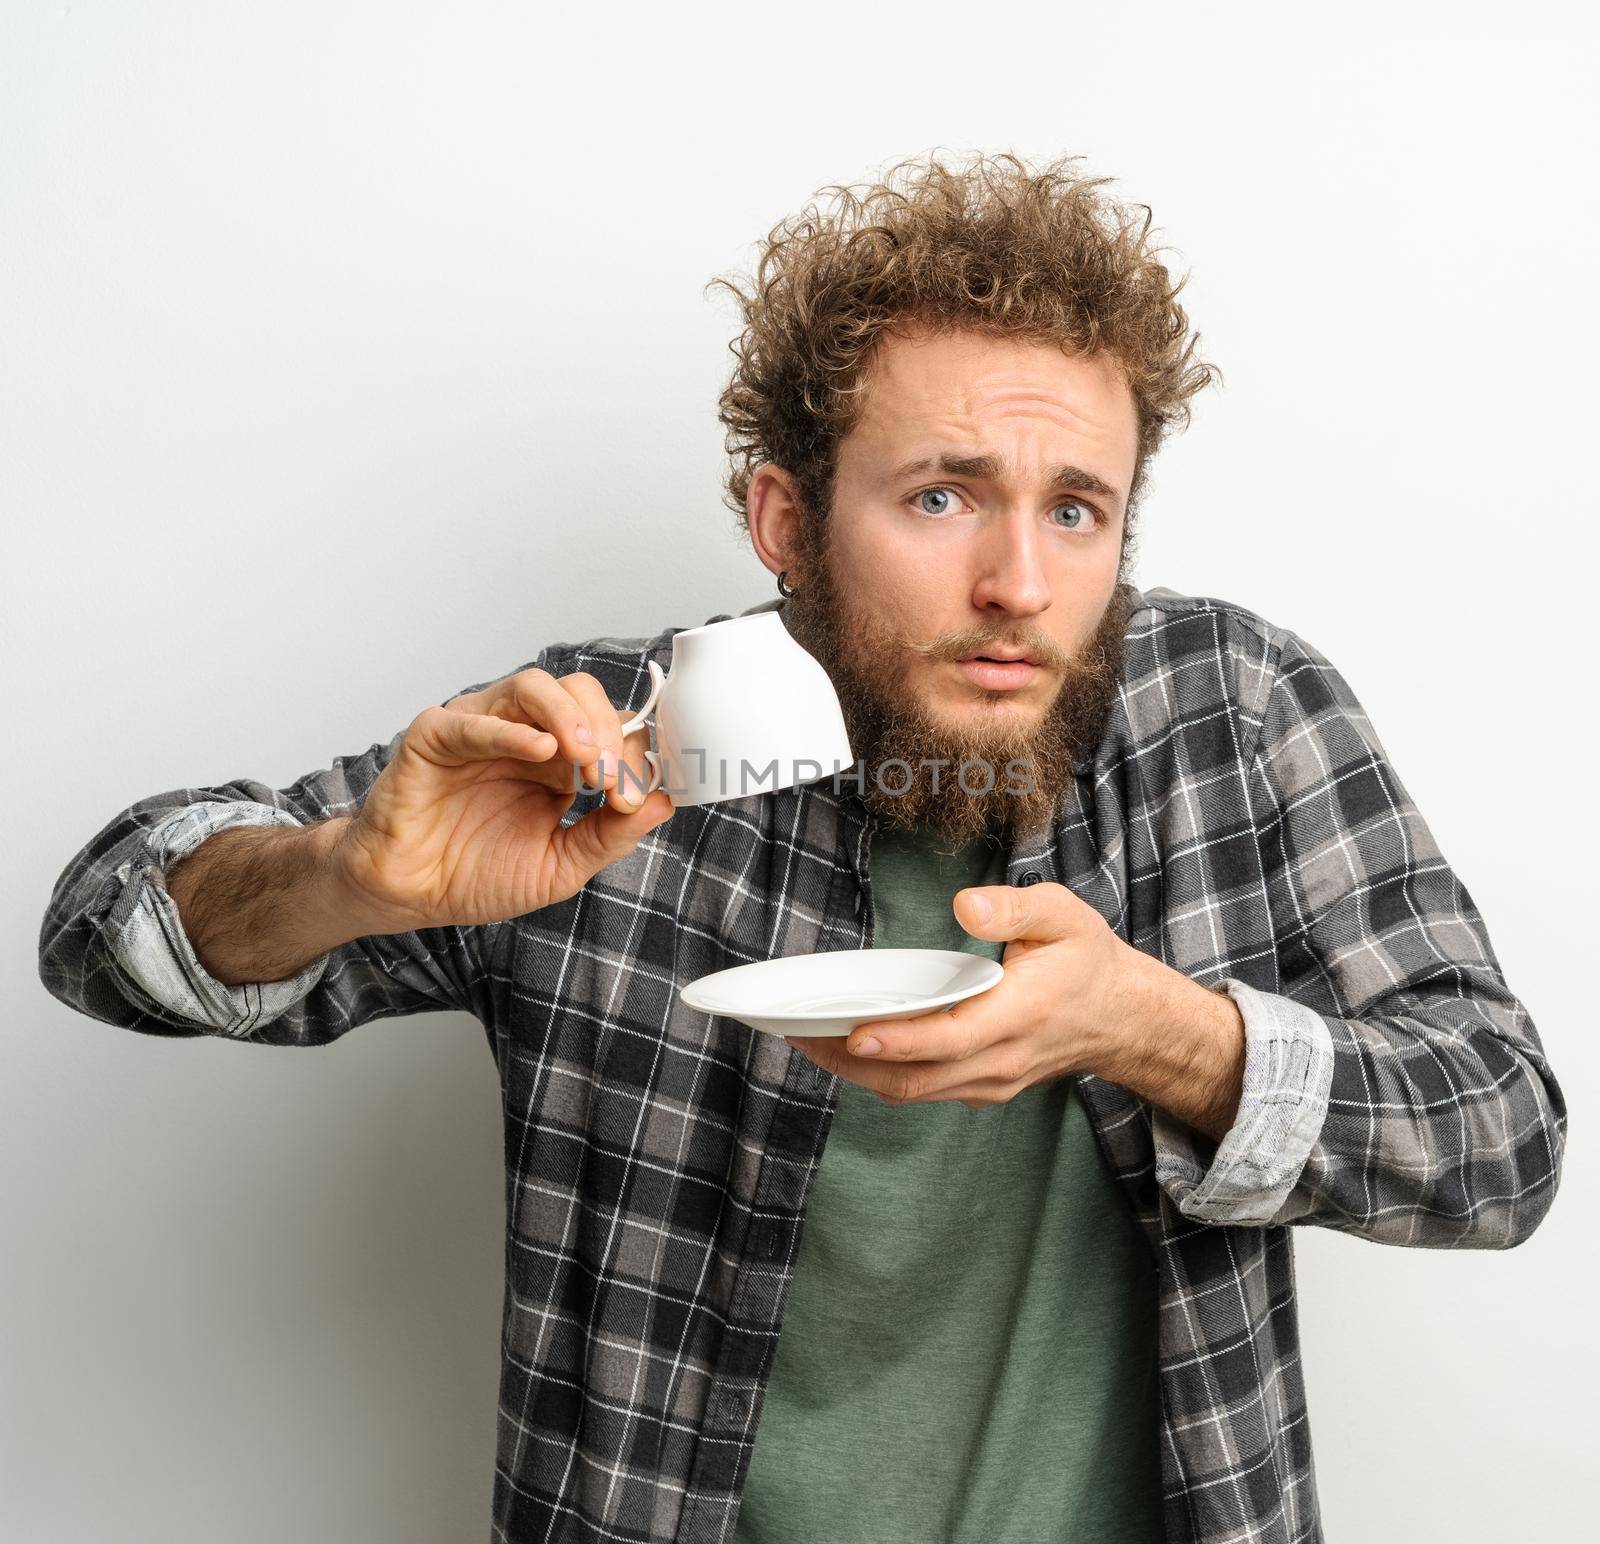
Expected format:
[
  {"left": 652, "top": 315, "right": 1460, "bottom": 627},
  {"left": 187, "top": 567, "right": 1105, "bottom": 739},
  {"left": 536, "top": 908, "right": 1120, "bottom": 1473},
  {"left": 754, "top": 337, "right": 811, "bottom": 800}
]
[{"left": 771, "top": 326, "right": 1140, "bottom": 847}]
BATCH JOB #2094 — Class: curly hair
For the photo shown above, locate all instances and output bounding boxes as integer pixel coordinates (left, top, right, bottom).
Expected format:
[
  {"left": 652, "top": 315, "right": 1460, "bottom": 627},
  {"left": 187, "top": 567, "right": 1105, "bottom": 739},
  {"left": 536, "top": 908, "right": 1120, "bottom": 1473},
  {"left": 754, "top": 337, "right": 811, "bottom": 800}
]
[{"left": 710, "top": 151, "right": 1221, "bottom": 535}]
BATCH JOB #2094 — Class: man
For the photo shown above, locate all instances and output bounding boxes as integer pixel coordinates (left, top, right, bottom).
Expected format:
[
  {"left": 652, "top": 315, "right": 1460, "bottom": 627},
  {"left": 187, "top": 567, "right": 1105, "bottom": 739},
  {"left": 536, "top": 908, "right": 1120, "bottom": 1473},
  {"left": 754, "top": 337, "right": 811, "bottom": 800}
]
[{"left": 39, "top": 153, "right": 1567, "bottom": 1544}]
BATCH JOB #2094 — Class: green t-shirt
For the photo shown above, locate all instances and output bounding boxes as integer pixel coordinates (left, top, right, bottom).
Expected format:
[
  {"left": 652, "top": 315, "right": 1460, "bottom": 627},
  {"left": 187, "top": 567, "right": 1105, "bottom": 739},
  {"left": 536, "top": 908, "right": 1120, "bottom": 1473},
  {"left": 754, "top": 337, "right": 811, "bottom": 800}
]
[{"left": 734, "top": 825, "right": 1164, "bottom": 1543}]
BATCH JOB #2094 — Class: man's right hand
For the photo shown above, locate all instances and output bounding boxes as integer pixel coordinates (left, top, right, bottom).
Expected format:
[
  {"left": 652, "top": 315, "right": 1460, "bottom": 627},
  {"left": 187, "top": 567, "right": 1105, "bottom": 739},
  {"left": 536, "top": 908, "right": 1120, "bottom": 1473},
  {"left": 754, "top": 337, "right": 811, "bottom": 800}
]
[{"left": 330, "top": 667, "right": 674, "bottom": 934}]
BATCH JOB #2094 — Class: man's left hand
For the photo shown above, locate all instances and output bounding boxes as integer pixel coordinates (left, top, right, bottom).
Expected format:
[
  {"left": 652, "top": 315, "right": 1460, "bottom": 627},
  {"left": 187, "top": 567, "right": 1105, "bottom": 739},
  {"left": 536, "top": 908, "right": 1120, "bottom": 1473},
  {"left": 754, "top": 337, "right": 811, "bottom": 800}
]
[{"left": 784, "top": 880, "right": 1159, "bottom": 1109}]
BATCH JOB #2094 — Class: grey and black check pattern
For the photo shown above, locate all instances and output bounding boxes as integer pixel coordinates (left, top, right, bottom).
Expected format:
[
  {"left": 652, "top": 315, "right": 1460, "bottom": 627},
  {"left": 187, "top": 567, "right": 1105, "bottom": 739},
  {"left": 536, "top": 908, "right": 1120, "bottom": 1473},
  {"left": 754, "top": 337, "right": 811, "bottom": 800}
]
[{"left": 38, "top": 585, "right": 1567, "bottom": 1544}]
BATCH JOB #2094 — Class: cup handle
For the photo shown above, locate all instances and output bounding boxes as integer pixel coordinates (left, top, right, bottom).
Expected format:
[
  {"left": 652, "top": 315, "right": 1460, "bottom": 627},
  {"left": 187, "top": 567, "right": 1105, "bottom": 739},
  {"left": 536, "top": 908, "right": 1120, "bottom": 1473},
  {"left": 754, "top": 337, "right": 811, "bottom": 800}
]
[
  {"left": 618, "top": 660, "right": 666, "bottom": 799},
  {"left": 638, "top": 748, "right": 664, "bottom": 796},
  {"left": 619, "top": 660, "right": 667, "bottom": 737}
]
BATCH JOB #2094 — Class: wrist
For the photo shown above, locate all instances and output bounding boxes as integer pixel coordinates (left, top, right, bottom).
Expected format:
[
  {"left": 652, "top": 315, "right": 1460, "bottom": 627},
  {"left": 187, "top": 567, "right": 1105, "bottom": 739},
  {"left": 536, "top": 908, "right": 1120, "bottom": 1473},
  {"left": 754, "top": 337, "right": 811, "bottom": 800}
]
[
  {"left": 1085, "top": 946, "right": 1247, "bottom": 1144},
  {"left": 1082, "top": 940, "right": 1175, "bottom": 1083},
  {"left": 310, "top": 813, "right": 405, "bottom": 942}
]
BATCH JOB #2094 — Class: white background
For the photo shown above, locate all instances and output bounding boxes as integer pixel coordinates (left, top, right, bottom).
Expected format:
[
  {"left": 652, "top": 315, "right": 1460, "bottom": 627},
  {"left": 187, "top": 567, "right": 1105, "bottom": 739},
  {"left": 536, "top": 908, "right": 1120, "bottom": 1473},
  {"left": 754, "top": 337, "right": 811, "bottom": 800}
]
[{"left": 3, "top": 3, "right": 1593, "bottom": 1539}]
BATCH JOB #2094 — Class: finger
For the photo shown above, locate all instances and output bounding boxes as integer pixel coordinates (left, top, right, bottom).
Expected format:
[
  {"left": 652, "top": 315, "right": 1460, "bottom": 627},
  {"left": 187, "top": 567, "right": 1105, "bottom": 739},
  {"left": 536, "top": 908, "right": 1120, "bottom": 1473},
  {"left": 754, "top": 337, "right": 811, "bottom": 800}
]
[
  {"left": 781, "top": 1033, "right": 873, "bottom": 1086},
  {"left": 442, "top": 684, "right": 489, "bottom": 715},
  {"left": 546, "top": 788, "right": 675, "bottom": 894},
  {"left": 782, "top": 1035, "right": 978, "bottom": 1105},
  {"left": 559, "top": 672, "right": 636, "bottom": 807},
  {"left": 955, "top": 880, "right": 1079, "bottom": 945},
  {"left": 843, "top": 994, "right": 999, "bottom": 1062},
  {"left": 483, "top": 669, "right": 604, "bottom": 769},
  {"left": 410, "top": 704, "right": 559, "bottom": 768},
  {"left": 611, "top": 724, "right": 656, "bottom": 812}
]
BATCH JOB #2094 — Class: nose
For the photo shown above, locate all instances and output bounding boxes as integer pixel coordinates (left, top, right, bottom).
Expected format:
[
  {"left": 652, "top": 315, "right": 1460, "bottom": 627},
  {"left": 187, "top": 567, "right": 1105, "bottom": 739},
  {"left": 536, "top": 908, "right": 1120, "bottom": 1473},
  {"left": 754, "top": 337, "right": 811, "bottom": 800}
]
[{"left": 970, "top": 507, "right": 1052, "bottom": 618}]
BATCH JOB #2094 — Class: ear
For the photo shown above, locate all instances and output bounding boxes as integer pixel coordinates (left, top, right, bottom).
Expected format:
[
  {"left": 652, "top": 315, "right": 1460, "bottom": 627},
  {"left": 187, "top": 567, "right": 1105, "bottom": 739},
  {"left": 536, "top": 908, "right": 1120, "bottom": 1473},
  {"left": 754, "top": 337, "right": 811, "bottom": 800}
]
[{"left": 745, "top": 464, "right": 809, "bottom": 583}]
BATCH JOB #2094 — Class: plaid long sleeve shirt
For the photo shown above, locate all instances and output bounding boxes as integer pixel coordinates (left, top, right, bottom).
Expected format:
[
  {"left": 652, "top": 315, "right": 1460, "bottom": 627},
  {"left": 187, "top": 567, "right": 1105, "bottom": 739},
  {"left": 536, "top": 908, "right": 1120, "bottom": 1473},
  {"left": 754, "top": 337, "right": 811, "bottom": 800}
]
[{"left": 38, "top": 584, "right": 1568, "bottom": 1544}]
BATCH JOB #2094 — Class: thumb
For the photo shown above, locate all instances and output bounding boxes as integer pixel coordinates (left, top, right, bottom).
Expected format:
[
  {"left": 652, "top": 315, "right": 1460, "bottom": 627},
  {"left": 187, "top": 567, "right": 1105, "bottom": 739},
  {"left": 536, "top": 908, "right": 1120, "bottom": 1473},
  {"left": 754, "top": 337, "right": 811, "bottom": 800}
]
[
  {"left": 954, "top": 881, "right": 1076, "bottom": 944},
  {"left": 550, "top": 790, "right": 674, "bottom": 893}
]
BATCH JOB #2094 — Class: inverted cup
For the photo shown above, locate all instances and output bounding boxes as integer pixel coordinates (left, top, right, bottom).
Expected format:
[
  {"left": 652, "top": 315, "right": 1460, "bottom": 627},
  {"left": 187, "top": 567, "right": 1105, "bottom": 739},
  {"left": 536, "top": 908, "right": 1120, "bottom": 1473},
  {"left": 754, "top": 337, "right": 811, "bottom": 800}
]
[{"left": 617, "top": 613, "right": 853, "bottom": 807}]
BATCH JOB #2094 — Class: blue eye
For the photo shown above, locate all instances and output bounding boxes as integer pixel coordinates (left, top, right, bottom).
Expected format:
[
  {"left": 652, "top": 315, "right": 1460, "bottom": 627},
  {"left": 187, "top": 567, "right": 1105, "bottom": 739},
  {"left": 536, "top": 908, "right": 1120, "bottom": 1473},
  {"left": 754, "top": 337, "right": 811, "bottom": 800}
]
[
  {"left": 915, "top": 488, "right": 957, "bottom": 515},
  {"left": 1049, "top": 499, "right": 1095, "bottom": 530}
]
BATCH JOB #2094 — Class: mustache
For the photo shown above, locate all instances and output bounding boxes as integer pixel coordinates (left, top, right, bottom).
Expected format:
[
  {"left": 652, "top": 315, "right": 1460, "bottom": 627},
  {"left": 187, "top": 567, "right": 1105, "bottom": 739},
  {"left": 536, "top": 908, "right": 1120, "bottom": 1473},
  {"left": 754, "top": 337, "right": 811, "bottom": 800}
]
[{"left": 912, "top": 625, "right": 1075, "bottom": 673}]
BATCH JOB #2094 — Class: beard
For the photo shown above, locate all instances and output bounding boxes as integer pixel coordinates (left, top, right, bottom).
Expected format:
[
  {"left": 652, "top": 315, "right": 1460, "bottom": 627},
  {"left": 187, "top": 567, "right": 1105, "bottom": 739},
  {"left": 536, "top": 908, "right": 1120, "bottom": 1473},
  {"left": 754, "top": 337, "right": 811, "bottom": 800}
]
[{"left": 782, "top": 527, "right": 1132, "bottom": 850}]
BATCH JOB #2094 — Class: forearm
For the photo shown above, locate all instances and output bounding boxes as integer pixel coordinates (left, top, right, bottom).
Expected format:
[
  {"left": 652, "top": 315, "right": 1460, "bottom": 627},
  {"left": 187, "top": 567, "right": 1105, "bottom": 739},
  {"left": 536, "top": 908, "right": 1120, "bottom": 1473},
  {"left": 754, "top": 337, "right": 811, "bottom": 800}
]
[
  {"left": 165, "top": 812, "right": 376, "bottom": 987},
  {"left": 1129, "top": 969, "right": 1565, "bottom": 1245},
  {"left": 1269, "top": 1000, "right": 1565, "bottom": 1246},
  {"left": 1088, "top": 947, "right": 1247, "bottom": 1144}
]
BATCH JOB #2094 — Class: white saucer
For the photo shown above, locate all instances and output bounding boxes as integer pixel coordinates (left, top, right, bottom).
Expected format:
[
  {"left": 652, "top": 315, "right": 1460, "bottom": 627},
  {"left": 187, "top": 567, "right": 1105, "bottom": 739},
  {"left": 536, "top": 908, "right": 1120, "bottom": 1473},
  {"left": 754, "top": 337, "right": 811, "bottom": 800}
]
[{"left": 679, "top": 948, "right": 1003, "bottom": 1037}]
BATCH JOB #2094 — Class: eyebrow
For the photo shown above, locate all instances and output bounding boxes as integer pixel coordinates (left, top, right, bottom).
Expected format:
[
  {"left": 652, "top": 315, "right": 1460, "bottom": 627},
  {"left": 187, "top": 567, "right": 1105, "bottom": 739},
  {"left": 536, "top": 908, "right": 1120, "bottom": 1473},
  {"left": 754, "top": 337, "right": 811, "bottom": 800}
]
[{"left": 889, "top": 452, "right": 1122, "bottom": 507}]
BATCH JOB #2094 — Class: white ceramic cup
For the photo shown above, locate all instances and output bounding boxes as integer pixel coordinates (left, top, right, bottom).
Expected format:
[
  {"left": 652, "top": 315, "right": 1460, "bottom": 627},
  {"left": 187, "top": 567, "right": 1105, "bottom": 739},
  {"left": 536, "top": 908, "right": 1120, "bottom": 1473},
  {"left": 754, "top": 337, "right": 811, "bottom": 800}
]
[{"left": 613, "top": 612, "right": 854, "bottom": 807}]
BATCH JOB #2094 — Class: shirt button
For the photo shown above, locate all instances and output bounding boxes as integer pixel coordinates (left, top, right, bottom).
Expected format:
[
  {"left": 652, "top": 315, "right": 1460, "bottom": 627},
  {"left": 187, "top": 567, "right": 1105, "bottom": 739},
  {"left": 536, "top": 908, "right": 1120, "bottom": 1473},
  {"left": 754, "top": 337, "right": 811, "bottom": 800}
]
[{"left": 1018, "top": 870, "right": 1043, "bottom": 887}]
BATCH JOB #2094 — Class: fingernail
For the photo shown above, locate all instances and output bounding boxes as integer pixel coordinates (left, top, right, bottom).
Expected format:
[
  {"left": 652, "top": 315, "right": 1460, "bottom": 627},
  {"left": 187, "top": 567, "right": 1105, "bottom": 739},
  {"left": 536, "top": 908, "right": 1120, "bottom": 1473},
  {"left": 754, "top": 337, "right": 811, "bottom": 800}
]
[
  {"left": 967, "top": 893, "right": 992, "bottom": 923},
  {"left": 852, "top": 1036, "right": 882, "bottom": 1056},
  {"left": 575, "top": 726, "right": 596, "bottom": 744}
]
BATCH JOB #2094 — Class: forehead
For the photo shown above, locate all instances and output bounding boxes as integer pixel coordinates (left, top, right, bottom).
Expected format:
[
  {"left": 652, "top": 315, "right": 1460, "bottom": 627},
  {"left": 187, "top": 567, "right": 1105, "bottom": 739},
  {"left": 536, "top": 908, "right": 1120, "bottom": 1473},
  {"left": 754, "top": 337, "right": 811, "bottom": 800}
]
[{"left": 850, "top": 326, "right": 1137, "bottom": 461}]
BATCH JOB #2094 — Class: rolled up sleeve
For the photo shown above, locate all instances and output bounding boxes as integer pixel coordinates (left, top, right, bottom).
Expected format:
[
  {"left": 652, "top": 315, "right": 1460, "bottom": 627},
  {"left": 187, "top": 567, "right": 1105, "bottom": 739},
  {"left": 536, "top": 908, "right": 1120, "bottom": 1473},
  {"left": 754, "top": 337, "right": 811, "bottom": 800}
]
[
  {"left": 1152, "top": 977, "right": 1334, "bottom": 1224},
  {"left": 103, "top": 800, "right": 331, "bottom": 1037}
]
